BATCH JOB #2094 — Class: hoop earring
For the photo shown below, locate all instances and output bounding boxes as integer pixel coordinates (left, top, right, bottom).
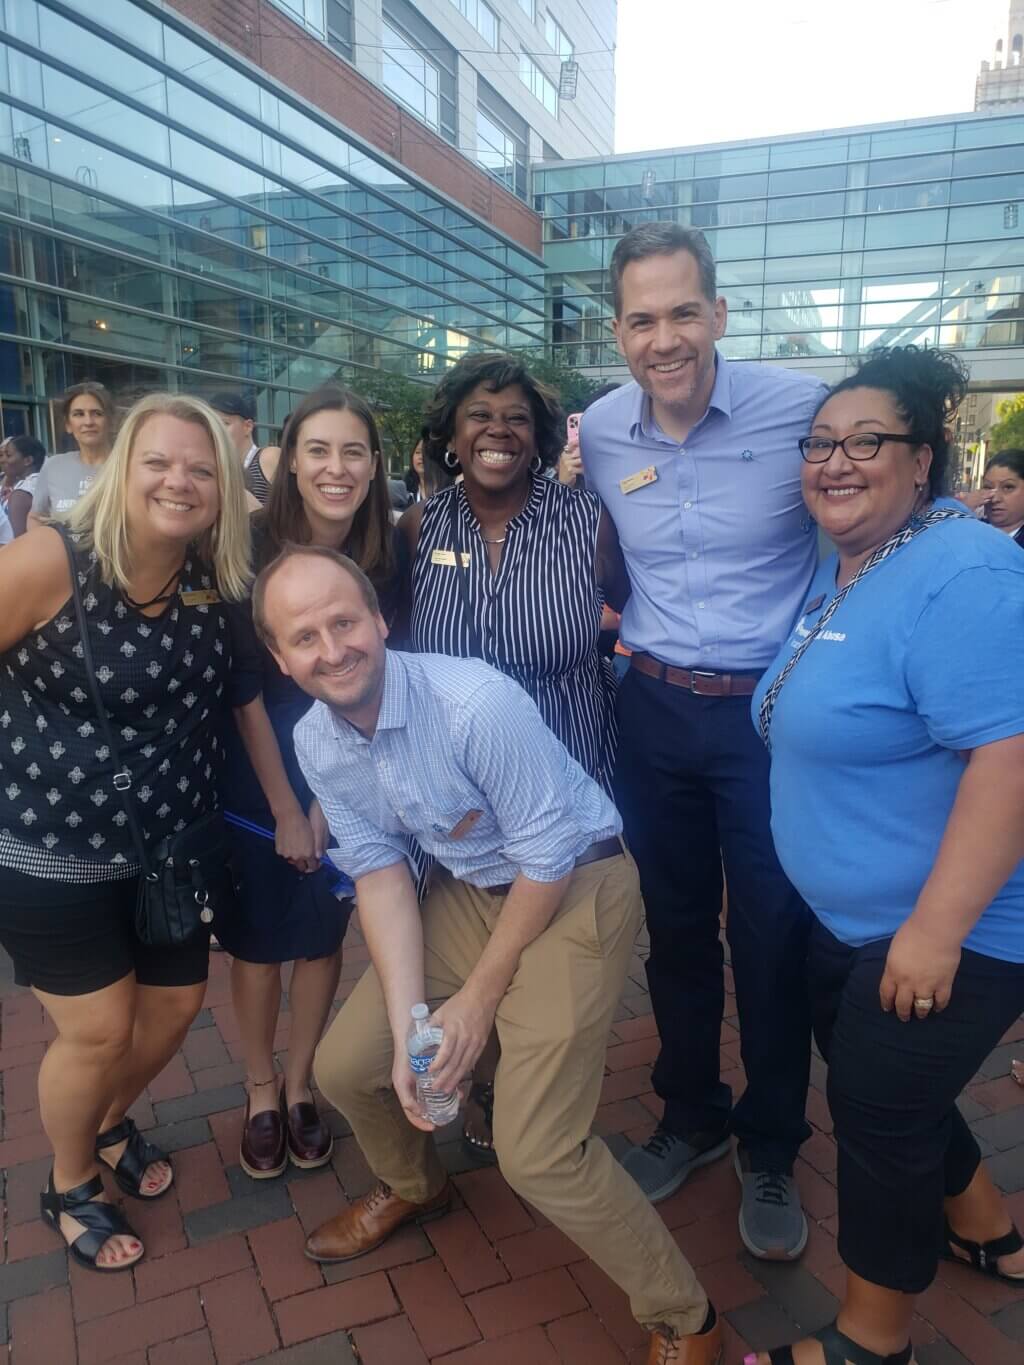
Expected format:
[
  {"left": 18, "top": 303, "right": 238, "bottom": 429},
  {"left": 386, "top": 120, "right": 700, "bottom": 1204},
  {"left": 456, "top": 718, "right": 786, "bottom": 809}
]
[
  {"left": 530, "top": 454, "right": 542, "bottom": 473},
  {"left": 443, "top": 450, "right": 460, "bottom": 472}
]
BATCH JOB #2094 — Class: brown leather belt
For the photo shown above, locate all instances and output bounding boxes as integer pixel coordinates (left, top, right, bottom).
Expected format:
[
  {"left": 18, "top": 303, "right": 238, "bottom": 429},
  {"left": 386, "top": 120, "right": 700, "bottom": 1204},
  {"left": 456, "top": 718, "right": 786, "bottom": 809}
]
[
  {"left": 629, "top": 651, "right": 761, "bottom": 697},
  {"left": 483, "top": 836, "right": 624, "bottom": 897}
]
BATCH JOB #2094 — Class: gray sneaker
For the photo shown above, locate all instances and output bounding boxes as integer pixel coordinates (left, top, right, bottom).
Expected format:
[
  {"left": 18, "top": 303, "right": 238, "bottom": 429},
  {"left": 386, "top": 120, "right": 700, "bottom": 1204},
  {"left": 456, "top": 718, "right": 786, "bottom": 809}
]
[
  {"left": 734, "top": 1146, "right": 808, "bottom": 1260},
  {"left": 621, "top": 1126, "right": 731, "bottom": 1204}
]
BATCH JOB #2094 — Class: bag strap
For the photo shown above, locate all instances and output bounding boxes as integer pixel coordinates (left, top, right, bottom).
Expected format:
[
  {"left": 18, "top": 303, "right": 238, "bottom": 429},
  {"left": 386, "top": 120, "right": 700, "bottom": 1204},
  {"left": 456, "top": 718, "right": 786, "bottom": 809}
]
[
  {"left": 448, "top": 493, "right": 486, "bottom": 661},
  {"left": 757, "top": 506, "right": 968, "bottom": 749},
  {"left": 57, "top": 527, "right": 153, "bottom": 876}
]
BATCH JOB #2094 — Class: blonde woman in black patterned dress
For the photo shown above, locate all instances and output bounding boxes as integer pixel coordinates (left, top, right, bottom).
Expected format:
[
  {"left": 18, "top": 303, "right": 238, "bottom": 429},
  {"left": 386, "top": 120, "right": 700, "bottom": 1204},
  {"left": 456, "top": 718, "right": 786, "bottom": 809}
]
[{"left": 0, "top": 395, "right": 250, "bottom": 1273}]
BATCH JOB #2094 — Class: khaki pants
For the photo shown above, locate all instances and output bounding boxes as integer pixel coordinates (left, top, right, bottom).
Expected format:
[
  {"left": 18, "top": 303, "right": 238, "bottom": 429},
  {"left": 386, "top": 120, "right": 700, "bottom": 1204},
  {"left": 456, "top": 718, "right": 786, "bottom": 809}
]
[{"left": 314, "top": 852, "right": 708, "bottom": 1335}]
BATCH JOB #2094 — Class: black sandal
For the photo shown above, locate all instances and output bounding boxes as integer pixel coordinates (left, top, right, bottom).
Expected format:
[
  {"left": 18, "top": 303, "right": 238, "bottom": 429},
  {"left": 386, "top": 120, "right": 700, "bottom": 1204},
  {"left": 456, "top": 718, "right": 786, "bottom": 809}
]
[
  {"left": 96, "top": 1117, "right": 173, "bottom": 1200},
  {"left": 943, "top": 1217, "right": 1024, "bottom": 1285},
  {"left": 461, "top": 1081, "right": 498, "bottom": 1167},
  {"left": 765, "top": 1321, "right": 913, "bottom": 1364},
  {"left": 40, "top": 1171, "right": 143, "bottom": 1274}
]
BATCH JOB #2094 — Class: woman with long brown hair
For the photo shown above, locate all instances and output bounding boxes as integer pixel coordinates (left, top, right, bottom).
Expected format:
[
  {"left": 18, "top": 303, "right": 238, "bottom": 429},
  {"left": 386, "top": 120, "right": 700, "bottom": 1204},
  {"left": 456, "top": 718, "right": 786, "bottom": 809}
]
[{"left": 218, "top": 385, "right": 406, "bottom": 1180}]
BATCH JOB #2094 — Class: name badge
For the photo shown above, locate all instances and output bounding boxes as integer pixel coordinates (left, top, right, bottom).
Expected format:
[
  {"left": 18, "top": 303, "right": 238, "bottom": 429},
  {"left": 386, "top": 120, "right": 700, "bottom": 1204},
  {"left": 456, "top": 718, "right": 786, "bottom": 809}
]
[
  {"left": 180, "top": 589, "right": 220, "bottom": 607},
  {"left": 431, "top": 548, "right": 471, "bottom": 568},
  {"left": 447, "top": 809, "right": 483, "bottom": 841},
  {"left": 619, "top": 465, "right": 658, "bottom": 495}
]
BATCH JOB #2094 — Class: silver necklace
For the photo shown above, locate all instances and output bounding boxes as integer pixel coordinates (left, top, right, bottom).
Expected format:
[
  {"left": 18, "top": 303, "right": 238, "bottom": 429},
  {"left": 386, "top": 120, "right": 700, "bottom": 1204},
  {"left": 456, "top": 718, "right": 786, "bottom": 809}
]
[{"left": 480, "top": 534, "right": 506, "bottom": 545}]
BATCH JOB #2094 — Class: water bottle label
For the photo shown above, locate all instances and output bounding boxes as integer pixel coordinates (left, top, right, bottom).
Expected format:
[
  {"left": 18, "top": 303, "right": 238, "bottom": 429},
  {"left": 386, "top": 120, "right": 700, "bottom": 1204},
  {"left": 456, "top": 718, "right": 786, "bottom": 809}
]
[{"left": 408, "top": 1054, "right": 432, "bottom": 1075}]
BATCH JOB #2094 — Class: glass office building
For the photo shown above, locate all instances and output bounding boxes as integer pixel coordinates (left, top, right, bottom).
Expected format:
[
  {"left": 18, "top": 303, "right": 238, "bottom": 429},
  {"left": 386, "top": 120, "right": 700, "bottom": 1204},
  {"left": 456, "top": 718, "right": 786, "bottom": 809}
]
[
  {"left": 0, "top": 0, "right": 546, "bottom": 442},
  {"left": 538, "top": 113, "right": 1024, "bottom": 383}
]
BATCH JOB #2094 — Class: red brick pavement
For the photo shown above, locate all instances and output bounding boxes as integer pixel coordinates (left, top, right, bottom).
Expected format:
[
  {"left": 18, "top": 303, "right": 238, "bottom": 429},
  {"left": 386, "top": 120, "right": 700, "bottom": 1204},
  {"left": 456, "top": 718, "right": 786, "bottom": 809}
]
[{"left": 2, "top": 925, "right": 1023, "bottom": 1364}]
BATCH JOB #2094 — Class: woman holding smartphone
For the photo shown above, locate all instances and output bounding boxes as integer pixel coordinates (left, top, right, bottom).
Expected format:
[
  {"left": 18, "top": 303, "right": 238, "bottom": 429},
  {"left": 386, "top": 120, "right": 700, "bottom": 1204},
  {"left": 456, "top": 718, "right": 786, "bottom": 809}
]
[{"left": 977, "top": 449, "right": 1024, "bottom": 548}]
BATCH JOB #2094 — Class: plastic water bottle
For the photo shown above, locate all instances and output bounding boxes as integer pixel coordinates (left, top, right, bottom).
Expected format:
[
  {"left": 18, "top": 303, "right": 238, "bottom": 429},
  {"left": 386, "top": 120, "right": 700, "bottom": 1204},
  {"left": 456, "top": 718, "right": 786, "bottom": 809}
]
[{"left": 407, "top": 1003, "right": 460, "bottom": 1125}]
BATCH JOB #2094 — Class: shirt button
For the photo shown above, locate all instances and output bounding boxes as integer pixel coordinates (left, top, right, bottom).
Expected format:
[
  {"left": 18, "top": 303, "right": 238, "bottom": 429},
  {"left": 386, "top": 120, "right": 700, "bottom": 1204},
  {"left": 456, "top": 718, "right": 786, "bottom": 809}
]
[
  {"left": 698, "top": 601, "right": 706, "bottom": 609},
  {"left": 690, "top": 551, "right": 698, "bottom": 560},
  {"left": 683, "top": 501, "right": 693, "bottom": 510}
]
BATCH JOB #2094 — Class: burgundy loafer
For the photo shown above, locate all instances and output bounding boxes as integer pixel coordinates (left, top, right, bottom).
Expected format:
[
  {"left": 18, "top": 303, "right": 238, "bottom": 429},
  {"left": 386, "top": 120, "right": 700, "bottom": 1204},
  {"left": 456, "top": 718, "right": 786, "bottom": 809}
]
[
  {"left": 286, "top": 1097, "right": 333, "bottom": 1169},
  {"left": 240, "top": 1090, "right": 287, "bottom": 1180}
]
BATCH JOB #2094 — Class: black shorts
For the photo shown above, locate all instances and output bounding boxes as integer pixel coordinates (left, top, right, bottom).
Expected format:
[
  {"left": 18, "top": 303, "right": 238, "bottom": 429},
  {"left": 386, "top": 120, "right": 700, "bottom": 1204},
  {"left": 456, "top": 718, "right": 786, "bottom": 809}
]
[{"left": 0, "top": 865, "right": 211, "bottom": 996}]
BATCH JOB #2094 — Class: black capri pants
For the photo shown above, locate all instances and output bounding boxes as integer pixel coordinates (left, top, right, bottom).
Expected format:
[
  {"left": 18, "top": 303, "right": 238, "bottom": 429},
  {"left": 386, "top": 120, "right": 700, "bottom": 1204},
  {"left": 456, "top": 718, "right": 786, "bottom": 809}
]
[{"left": 809, "top": 918, "right": 1024, "bottom": 1294}]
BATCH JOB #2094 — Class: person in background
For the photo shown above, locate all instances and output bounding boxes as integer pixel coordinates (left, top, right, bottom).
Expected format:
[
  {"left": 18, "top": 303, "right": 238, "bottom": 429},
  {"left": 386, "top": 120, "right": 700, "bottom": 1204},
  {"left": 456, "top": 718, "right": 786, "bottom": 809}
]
[
  {"left": 0, "top": 498, "right": 12, "bottom": 545},
  {"left": 978, "top": 448, "right": 1024, "bottom": 547},
  {"left": 582, "top": 222, "right": 826, "bottom": 1262},
  {"left": 208, "top": 391, "right": 281, "bottom": 506},
  {"left": 0, "top": 394, "right": 250, "bottom": 1273},
  {"left": 255, "top": 546, "right": 725, "bottom": 1365},
  {"left": 558, "top": 382, "right": 622, "bottom": 489},
  {"left": 401, "top": 353, "right": 628, "bottom": 1163},
  {"left": 748, "top": 345, "right": 1024, "bottom": 1365},
  {"left": 28, "top": 382, "right": 116, "bottom": 528},
  {"left": 405, "top": 435, "right": 454, "bottom": 503},
  {"left": 217, "top": 386, "right": 406, "bottom": 1181},
  {"left": 1, "top": 434, "right": 46, "bottom": 536}
]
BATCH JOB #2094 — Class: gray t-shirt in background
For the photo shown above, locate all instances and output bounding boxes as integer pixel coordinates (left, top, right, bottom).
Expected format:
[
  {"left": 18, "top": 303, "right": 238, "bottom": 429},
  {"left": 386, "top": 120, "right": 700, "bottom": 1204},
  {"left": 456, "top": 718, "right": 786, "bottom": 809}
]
[{"left": 30, "top": 451, "right": 102, "bottom": 518}]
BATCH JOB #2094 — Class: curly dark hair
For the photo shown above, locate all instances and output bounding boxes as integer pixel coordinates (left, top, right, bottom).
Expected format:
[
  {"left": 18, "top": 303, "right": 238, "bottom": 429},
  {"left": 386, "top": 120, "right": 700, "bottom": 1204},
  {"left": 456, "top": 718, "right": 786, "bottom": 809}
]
[
  {"left": 822, "top": 345, "right": 969, "bottom": 499},
  {"left": 422, "top": 353, "right": 564, "bottom": 474}
]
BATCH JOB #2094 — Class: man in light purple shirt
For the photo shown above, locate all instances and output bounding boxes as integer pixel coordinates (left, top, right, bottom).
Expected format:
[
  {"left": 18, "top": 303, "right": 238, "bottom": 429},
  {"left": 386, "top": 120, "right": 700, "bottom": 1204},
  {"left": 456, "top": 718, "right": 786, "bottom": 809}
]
[{"left": 581, "top": 222, "right": 827, "bottom": 1261}]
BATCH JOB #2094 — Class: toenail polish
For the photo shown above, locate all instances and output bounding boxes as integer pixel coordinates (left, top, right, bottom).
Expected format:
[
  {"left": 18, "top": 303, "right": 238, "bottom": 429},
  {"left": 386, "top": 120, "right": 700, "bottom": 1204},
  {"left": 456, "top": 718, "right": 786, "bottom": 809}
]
[{"left": 744, "top": 1356, "right": 757, "bottom": 1365}]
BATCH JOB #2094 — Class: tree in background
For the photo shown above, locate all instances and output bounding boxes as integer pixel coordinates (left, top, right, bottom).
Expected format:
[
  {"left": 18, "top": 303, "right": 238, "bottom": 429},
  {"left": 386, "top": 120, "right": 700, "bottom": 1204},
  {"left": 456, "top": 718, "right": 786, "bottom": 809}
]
[
  {"left": 511, "top": 348, "right": 601, "bottom": 413},
  {"left": 359, "top": 370, "right": 430, "bottom": 473},
  {"left": 988, "top": 393, "right": 1024, "bottom": 454}
]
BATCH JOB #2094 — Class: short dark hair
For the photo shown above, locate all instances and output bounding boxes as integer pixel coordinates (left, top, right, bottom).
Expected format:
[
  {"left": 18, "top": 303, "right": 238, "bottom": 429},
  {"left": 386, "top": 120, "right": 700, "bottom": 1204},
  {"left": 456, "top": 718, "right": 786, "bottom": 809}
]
[
  {"left": 261, "top": 385, "right": 394, "bottom": 585},
  {"left": 252, "top": 542, "right": 380, "bottom": 648},
  {"left": 985, "top": 447, "right": 1024, "bottom": 480},
  {"left": 4, "top": 433, "right": 46, "bottom": 472},
  {"left": 610, "top": 223, "right": 717, "bottom": 316},
  {"left": 422, "top": 353, "right": 563, "bottom": 473},
  {"left": 821, "top": 345, "right": 969, "bottom": 499}
]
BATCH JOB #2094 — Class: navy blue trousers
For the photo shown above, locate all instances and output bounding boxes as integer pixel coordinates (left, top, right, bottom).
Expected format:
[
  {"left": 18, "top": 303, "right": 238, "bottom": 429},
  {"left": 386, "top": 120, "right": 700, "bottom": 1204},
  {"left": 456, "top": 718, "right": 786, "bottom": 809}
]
[{"left": 614, "top": 666, "right": 812, "bottom": 1170}]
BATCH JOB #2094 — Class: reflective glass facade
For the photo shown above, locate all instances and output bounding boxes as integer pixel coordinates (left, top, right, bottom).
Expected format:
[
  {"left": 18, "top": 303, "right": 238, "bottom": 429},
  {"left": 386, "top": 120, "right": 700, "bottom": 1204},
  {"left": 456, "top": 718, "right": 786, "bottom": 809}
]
[
  {"left": 0, "top": 0, "right": 546, "bottom": 440},
  {"left": 537, "top": 115, "right": 1024, "bottom": 379}
]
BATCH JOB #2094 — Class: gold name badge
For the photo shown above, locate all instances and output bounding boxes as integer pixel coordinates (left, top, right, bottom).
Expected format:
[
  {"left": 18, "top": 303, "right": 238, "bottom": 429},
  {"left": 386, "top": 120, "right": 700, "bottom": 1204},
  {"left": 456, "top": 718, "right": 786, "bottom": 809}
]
[
  {"left": 430, "top": 548, "right": 471, "bottom": 568},
  {"left": 180, "top": 589, "right": 221, "bottom": 606},
  {"left": 619, "top": 465, "right": 658, "bottom": 495}
]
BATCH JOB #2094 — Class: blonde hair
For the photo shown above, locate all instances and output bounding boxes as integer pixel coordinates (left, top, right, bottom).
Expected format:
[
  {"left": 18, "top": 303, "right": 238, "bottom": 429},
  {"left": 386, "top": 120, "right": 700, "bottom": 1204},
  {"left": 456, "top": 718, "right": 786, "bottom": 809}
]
[{"left": 67, "top": 393, "right": 252, "bottom": 601}]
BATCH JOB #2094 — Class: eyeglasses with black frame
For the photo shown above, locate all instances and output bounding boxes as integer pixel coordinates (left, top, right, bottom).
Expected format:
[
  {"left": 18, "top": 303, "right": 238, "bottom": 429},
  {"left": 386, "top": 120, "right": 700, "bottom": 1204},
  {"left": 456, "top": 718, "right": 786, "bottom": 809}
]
[{"left": 798, "top": 432, "right": 920, "bottom": 463}]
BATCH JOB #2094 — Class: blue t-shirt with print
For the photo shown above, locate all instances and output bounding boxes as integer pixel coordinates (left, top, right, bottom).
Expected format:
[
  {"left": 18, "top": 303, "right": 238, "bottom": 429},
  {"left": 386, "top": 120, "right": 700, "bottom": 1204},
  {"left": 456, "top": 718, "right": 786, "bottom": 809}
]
[{"left": 752, "top": 505, "right": 1024, "bottom": 962}]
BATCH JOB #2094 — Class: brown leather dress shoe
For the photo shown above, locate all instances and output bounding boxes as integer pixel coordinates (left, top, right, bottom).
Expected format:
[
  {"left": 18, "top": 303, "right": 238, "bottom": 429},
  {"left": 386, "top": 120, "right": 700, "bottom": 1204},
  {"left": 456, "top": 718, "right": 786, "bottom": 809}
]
[
  {"left": 304, "top": 1180, "right": 452, "bottom": 1263},
  {"left": 646, "top": 1312, "right": 723, "bottom": 1365},
  {"left": 286, "top": 1098, "right": 333, "bottom": 1169},
  {"left": 239, "top": 1089, "right": 287, "bottom": 1180}
]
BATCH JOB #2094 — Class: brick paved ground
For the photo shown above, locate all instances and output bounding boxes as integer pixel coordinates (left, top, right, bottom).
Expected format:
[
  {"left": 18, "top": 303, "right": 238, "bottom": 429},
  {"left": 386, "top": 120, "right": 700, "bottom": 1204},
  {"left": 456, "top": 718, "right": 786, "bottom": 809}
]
[{"left": 1, "top": 922, "right": 1023, "bottom": 1365}]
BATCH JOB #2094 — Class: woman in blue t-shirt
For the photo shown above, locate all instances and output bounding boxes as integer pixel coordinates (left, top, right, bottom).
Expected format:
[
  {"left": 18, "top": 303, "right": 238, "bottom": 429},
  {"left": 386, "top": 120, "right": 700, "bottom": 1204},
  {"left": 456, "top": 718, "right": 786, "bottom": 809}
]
[{"left": 747, "top": 347, "right": 1024, "bottom": 1365}]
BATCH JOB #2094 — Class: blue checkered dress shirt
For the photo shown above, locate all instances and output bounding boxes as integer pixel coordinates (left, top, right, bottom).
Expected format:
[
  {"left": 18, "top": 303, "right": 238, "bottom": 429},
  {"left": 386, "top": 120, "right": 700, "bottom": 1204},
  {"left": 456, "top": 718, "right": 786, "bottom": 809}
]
[{"left": 293, "top": 651, "right": 621, "bottom": 887}]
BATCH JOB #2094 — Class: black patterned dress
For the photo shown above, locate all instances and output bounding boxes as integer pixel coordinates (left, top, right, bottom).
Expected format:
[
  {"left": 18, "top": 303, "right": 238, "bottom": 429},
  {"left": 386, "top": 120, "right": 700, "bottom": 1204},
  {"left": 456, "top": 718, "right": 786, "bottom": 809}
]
[{"left": 0, "top": 535, "right": 232, "bottom": 882}]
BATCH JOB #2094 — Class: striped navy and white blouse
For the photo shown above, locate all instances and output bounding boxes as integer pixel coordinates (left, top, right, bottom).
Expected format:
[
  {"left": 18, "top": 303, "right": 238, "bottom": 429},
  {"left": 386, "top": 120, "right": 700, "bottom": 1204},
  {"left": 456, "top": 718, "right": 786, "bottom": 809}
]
[{"left": 410, "top": 475, "right": 617, "bottom": 791}]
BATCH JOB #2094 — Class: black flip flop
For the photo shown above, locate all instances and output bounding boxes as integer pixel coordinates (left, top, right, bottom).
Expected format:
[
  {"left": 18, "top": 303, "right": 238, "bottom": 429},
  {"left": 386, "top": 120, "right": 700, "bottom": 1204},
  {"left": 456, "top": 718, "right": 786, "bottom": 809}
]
[
  {"left": 767, "top": 1321, "right": 913, "bottom": 1365},
  {"left": 943, "top": 1217, "right": 1024, "bottom": 1286}
]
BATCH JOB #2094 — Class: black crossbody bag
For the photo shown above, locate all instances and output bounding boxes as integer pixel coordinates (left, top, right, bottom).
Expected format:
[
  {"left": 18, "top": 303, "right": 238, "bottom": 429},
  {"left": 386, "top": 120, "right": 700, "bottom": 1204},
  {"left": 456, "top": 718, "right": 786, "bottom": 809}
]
[{"left": 59, "top": 528, "right": 239, "bottom": 946}]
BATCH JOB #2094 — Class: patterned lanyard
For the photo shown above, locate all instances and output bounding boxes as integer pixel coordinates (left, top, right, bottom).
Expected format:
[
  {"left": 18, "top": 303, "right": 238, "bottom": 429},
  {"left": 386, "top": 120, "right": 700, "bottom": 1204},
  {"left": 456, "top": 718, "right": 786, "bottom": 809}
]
[{"left": 757, "top": 506, "right": 968, "bottom": 749}]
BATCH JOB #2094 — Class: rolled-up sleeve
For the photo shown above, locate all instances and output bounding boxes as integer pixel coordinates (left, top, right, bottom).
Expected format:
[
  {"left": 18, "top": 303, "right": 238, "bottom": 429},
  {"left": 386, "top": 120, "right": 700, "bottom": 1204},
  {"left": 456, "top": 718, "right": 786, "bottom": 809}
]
[
  {"left": 293, "top": 712, "right": 408, "bottom": 880},
  {"left": 459, "top": 677, "right": 582, "bottom": 881}
]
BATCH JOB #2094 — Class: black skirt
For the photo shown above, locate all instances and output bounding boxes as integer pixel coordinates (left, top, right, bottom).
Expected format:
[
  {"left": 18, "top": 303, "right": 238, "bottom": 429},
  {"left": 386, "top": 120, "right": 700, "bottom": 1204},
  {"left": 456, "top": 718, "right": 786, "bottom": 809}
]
[{"left": 214, "top": 823, "right": 352, "bottom": 964}]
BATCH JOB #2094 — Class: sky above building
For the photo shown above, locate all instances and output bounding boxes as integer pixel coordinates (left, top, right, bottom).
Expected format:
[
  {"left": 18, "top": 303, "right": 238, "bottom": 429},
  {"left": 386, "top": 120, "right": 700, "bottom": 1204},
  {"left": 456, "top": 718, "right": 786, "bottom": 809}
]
[{"left": 614, "top": 0, "right": 1011, "bottom": 153}]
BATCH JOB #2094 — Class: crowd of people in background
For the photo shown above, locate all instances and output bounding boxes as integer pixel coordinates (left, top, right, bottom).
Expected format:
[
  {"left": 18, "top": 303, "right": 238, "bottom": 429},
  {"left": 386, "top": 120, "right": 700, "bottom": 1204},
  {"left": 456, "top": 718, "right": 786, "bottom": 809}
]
[{"left": 0, "top": 220, "right": 1022, "bottom": 1365}]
